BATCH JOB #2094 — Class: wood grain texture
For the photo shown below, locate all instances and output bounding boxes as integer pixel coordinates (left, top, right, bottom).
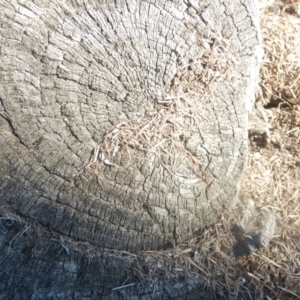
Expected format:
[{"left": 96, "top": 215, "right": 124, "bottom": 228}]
[
  {"left": 0, "top": 0, "right": 262, "bottom": 298},
  {"left": 0, "top": 0, "right": 261, "bottom": 253}
]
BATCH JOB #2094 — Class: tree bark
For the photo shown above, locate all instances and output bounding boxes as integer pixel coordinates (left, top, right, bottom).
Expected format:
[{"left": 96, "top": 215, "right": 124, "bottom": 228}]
[
  {"left": 0, "top": 0, "right": 261, "bottom": 297},
  {"left": 0, "top": 217, "right": 219, "bottom": 299}
]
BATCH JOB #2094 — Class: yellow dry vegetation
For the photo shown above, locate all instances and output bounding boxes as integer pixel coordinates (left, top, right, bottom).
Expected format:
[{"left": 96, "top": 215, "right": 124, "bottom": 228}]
[{"left": 238, "top": 0, "right": 300, "bottom": 298}]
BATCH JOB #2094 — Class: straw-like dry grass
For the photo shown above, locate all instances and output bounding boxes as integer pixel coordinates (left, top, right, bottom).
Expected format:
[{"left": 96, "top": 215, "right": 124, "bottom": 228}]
[
  {"left": 259, "top": 0, "right": 300, "bottom": 107},
  {"left": 2, "top": 0, "right": 300, "bottom": 299},
  {"left": 80, "top": 37, "right": 238, "bottom": 179}
]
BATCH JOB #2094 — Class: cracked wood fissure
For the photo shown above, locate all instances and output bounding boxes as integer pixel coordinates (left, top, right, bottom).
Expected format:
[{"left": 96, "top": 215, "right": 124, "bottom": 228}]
[{"left": 0, "top": 0, "right": 261, "bottom": 297}]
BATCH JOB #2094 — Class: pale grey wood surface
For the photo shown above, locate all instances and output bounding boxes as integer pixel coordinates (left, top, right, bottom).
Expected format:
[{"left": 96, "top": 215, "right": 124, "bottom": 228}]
[{"left": 0, "top": 0, "right": 261, "bottom": 298}]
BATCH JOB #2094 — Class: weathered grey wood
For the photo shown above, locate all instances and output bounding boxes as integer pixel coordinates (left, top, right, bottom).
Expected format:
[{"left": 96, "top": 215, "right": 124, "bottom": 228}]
[
  {"left": 0, "top": 218, "right": 217, "bottom": 300},
  {"left": 0, "top": 0, "right": 261, "bottom": 297}
]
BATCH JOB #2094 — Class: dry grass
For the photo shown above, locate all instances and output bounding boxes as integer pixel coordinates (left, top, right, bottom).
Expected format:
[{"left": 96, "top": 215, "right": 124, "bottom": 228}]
[
  {"left": 80, "top": 37, "right": 237, "bottom": 179},
  {"left": 259, "top": 0, "right": 300, "bottom": 106},
  {"left": 236, "top": 1, "right": 300, "bottom": 298}
]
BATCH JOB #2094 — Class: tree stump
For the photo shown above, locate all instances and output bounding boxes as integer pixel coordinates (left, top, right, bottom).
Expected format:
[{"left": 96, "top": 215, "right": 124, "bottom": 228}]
[{"left": 0, "top": 0, "right": 262, "bottom": 297}]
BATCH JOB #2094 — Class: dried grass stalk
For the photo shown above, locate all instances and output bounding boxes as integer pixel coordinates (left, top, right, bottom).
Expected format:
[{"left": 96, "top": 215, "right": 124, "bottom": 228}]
[{"left": 259, "top": 0, "right": 300, "bottom": 106}]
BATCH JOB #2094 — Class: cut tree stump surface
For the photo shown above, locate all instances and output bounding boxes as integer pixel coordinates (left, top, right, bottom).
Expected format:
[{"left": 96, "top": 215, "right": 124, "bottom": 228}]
[
  {"left": 0, "top": 0, "right": 261, "bottom": 251},
  {"left": 0, "top": 0, "right": 262, "bottom": 297}
]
